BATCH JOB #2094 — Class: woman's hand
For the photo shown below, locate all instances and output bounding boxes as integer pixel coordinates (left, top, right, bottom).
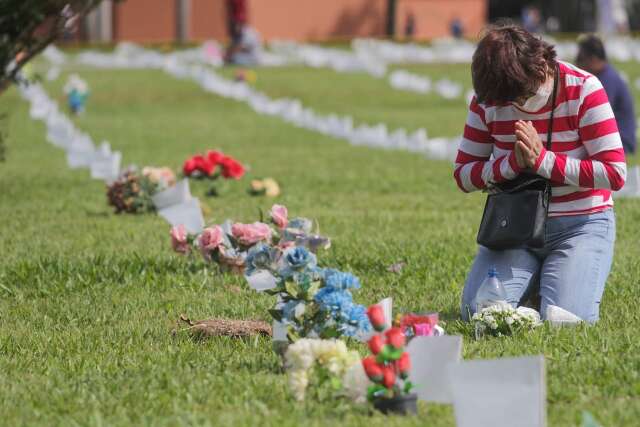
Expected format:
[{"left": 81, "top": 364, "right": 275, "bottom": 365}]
[{"left": 514, "top": 120, "right": 544, "bottom": 169}]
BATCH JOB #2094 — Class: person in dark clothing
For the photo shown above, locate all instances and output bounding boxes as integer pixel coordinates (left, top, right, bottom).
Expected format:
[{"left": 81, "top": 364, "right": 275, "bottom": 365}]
[
  {"left": 577, "top": 34, "right": 637, "bottom": 154},
  {"left": 226, "top": 0, "right": 247, "bottom": 44}
]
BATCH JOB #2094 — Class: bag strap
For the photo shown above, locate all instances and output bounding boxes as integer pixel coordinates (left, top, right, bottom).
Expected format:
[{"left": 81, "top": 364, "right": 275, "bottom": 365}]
[{"left": 546, "top": 63, "right": 560, "bottom": 150}]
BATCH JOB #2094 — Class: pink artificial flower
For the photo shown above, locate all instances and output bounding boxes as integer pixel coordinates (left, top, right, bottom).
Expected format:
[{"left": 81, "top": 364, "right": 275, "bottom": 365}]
[
  {"left": 231, "top": 222, "right": 272, "bottom": 246},
  {"left": 199, "top": 225, "right": 224, "bottom": 255},
  {"left": 170, "top": 224, "right": 190, "bottom": 254},
  {"left": 414, "top": 323, "right": 433, "bottom": 337},
  {"left": 270, "top": 204, "right": 288, "bottom": 229}
]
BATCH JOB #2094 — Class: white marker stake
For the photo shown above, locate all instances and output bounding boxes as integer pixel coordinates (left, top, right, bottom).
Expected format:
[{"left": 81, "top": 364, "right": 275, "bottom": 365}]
[
  {"left": 615, "top": 166, "right": 640, "bottom": 198},
  {"left": 245, "top": 270, "right": 277, "bottom": 292},
  {"left": 90, "top": 151, "right": 121, "bottom": 184},
  {"left": 151, "top": 179, "right": 192, "bottom": 210},
  {"left": 378, "top": 297, "right": 392, "bottom": 331},
  {"left": 407, "top": 335, "right": 463, "bottom": 403},
  {"left": 448, "top": 355, "right": 546, "bottom": 427},
  {"left": 272, "top": 320, "right": 288, "bottom": 342},
  {"left": 157, "top": 197, "right": 204, "bottom": 234}
]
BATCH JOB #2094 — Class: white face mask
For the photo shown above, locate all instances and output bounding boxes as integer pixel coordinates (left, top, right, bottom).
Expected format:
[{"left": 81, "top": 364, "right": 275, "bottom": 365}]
[{"left": 514, "top": 77, "right": 553, "bottom": 112}]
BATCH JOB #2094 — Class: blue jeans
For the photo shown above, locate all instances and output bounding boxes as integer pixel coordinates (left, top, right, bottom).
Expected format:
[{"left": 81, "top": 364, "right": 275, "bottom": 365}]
[{"left": 461, "top": 209, "right": 616, "bottom": 323}]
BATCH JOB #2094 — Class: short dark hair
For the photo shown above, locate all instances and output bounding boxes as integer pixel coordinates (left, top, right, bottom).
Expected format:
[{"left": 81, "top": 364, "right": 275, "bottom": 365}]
[
  {"left": 472, "top": 24, "right": 557, "bottom": 104},
  {"left": 577, "top": 34, "right": 607, "bottom": 61}
]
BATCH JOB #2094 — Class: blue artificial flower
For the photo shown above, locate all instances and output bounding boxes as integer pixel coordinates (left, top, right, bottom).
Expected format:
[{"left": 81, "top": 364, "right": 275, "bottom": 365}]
[
  {"left": 337, "top": 302, "right": 372, "bottom": 337},
  {"left": 314, "top": 287, "right": 353, "bottom": 317},
  {"left": 323, "top": 269, "right": 361, "bottom": 290},
  {"left": 280, "top": 246, "right": 317, "bottom": 278},
  {"left": 245, "top": 243, "right": 275, "bottom": 276}
]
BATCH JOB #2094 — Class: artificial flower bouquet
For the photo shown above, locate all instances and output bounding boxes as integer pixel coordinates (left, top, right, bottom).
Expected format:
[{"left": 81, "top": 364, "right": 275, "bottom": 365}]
[
  {"left": 395, "top": 312, "right": 441, "bottom": 340},
  {"left": 64, "top": 73, "right": 89, "bottom": 114},
  {"left": 264, "top": 249, "right": 371, "bottom": 342},
  {"left": 363, "top": 306, "right": 416, "bottom": 415},
  {"left": 248, "top": 177, "right": 281, "bottom": 197},
  {"left": 182, "top": 150, "right": 245, "bottom": 196},
  {"left": 107, "top": 166, "right": 176, "bottom": 214},
  {"left": 235, "top": 69, "right": 257, "bottom": 84},
  {"left": 284, "top": 338, "right": 360, "bottom": 401},
  {"left": 472, "top": 302, "right": 541, "bottom": 338},
  {"left": 169, "top": 204, "right": 331, "bottom": 274}
]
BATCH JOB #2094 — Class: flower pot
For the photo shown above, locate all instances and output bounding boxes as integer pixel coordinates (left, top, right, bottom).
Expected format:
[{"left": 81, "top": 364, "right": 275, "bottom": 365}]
[{"left": 373, "top": 393, "right": 418, "bottom": 415}]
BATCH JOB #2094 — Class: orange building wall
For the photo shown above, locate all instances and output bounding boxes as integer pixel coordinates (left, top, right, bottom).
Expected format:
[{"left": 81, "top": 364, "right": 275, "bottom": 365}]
[
  {"left": 191, "top": 0, "right": 228, "bottom": 41},
  {"left": 109, "top": 0, "right": 487, "bottom": 43},
  {"left": 247, "top": 0, "right": 387, "bottom": 42},
  {"left": 113, "top": 0, "right": 177, "bottom": 43},
  {"left": 395, "top": 0, "right": 486, "bottom": 40}
]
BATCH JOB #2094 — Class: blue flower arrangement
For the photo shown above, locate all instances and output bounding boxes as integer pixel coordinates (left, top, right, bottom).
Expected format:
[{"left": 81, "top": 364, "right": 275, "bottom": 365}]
[{"left": 262, "top": 246, "right": 371, "bottom": 341}]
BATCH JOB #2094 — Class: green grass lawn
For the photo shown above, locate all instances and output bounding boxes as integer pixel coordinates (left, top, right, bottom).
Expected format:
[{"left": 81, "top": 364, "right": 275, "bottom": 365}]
[{"left": 0, "top": 59, "right": 639, "bottom": 426}]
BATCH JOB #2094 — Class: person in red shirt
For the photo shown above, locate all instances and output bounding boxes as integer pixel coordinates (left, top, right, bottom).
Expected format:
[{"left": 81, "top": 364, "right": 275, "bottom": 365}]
[
  {"left": 456, "top": 25, "right": 626, "bottom": 323},
  {"left": 226, "top": 0, "right": 247, "bottom": 44}
]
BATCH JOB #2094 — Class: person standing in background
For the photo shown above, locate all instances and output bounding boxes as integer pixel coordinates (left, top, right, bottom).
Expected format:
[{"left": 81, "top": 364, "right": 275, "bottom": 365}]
[
  {"left": 577, "top": 34, "right": 637, "bottom": 154},
  {"left": 404, "top": 11, "right": 416, "bottom": 39},
  {"left": 226, "top": 0, "right": 247, "bottom": 48}
]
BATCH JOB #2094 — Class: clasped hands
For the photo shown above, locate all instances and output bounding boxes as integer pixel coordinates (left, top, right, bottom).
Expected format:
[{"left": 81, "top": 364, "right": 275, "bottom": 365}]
[{"left": 514, "top": 120, "right": 544, "bottom": 170}]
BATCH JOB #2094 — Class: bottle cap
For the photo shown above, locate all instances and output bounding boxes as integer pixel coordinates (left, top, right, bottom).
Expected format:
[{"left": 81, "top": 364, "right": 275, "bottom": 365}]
[{"left": 488, "top": 267, "right": 498, "bottom": 278}]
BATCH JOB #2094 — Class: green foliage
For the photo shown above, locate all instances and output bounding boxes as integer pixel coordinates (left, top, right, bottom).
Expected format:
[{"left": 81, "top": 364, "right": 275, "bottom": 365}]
[
  {"left": 0, "top": 60, "right": 638, "bottom": 425},
  {"left": 0, "top": 1, "right": 114, "bottom": 90}
]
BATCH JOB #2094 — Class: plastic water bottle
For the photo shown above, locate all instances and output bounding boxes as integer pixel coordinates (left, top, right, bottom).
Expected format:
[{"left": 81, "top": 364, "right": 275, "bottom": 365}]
[{"left": 474, "top": 267, "right": 507, "bottom": 313}]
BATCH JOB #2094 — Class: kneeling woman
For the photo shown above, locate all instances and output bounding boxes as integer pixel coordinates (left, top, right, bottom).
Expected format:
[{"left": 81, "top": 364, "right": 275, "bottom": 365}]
[{"left": 455, "top": 25, "right": 626, "bottom": 323}]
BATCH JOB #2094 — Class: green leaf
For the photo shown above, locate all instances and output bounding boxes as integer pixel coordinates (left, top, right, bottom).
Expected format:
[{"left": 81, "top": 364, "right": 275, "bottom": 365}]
[
  {"left": 284, "top": 280, "right": 300, "bottom": 298},
  {"left": 388, "top": 347, "right": 404, "bottom": 361},
  {"left": 286, "top": 329, "right": 299, "bottom": 343},
  {"left": 305, "top": 280, "right": 322, "bottom": 299},
  {"left": 268, "top": 308, "right": 283, "bottom": 322}
]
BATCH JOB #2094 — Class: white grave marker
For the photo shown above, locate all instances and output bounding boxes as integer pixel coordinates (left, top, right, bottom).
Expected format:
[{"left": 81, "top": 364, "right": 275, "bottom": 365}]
[
  {"left": 157, "top": 197, "right": 205, "bottom": 234},
  {"left": 151, "top": 179, "right": 192, "bottom": 210},
  {"left": 407, "top": 335, "right": 463, "bottom": 403},
  {"left": 448, "top": 355, "right": 546, "bottom": 427}
]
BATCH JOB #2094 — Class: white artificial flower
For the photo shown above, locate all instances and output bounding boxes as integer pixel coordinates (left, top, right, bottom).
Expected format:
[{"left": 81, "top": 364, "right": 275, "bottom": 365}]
[{"left": 289, "top": 369, "right": 309, "bottom": 401}]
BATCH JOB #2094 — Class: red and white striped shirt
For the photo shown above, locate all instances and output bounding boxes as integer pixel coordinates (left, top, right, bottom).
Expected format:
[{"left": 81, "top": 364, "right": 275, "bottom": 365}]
[{"left": 454, "top": 61, "right": 627, "bottom": 217}]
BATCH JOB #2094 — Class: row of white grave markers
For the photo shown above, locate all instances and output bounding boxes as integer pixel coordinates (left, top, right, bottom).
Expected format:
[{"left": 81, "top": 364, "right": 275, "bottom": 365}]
[
  {"left": 18, "top": 76, "right": 206, "bottom": 234},
  {"left": 388, "top": 69, "right": 469, "bottom": 100},
  {"left": 46, "top": 45, "right": 460, "bottom": 161},
  {"left": 269, "top": 40, "right": 467, "bottom": 100},
  {"left": 352, "top": 35, "right": 640, "bottom": 65}
]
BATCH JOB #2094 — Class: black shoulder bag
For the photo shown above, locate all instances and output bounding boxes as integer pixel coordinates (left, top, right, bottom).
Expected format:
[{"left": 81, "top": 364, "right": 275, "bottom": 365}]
[{"left": 476, "top": 64, "right": 559, "bottom": 250}]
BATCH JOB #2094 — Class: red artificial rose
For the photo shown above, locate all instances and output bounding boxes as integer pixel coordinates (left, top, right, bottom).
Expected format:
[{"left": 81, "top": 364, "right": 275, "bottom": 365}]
[
  {"left": 367, "top": 304, "right": 386, "bottom": 332},
  {"left": 385, "top": 327, "right": 406, "bottom": 350},
  {"left": 193, "top": 155, "right": 216, "bottom": 176},
  {"left": 183, "top": 157, "right": 198, "bottom": 176},
  {"left": 362, "top": 356, "right": 384, "bottom": 382},
  {"left": 382, "top": 366, "right": 396, "bottom": 389},
  {"left": 207, "top": 150, "right": 225, "bottom": 166},
  {"left": 368, "top": 335, "right": 386, "bottom": 355},
  {"left": 220, "top": 156, "right": 245, "bottom": 179},
  {"left": 397, "top": 351, "right": 411, "bottom": 378}
]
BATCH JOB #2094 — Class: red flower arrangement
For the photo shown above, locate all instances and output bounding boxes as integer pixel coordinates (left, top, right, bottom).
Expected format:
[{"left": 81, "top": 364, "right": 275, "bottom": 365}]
[
  {"left": 396, "top": 312, "right": 440, "bottom": 339},
  {"left": 362, "top": 306, "right": 414, "bottom": 403},
  {"left": 182, "top": 150, "right": 246, "bottom": 196},
  {"left": 182, "top": 150, "right": 245, "bottom": 180}
]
